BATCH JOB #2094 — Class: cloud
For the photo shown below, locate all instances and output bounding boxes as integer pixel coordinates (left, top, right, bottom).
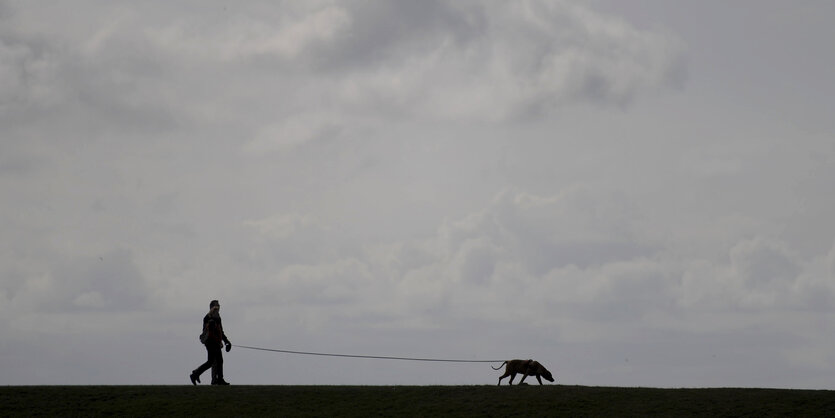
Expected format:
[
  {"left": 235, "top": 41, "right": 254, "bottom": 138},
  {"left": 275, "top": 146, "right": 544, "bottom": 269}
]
[
  {"left": 828, "top": 242, "right": 835, "bottom": 277},
  {"left": 0, "top": 1, "right": 685, "bottom": 140},
  {"left": 225, "top": 188, "right": 658, "bottom": 336},
  {"left": 730, "top": 237, "right": 800, "bottom": 290},
  {"left": 0, "top": 0, "right": 687, "bottom": 177},
  {"left": 679, "top": 236, "right": 835, "bottom": 313},
  {"left": 243, "top": 112, "right": 347, "bottom": 155},
  {"left": 440, "top": 188, "right": 651, "bottom": 273},
  {"left": 308, "top": 0, "right": 688, "bottom": 120},
  {"left": 3, "top": 247, "right": 149, "bottom": 316},
  {"left": 233, "top": 188, "right": 835, "bottom": 347},
  {"left": 0, "top": 34, "right": 61, "bottom": 114}
]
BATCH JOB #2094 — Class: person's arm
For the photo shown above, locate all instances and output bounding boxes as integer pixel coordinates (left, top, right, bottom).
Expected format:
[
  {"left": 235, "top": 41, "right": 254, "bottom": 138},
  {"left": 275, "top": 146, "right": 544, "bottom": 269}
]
[{"left": 219, "top": 316, "right": 231, "bottom": 350}]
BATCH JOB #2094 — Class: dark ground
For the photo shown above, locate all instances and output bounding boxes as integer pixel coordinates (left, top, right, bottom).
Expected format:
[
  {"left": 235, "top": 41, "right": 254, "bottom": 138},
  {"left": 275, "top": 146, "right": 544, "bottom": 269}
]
[{"left": 2, "top": 385, "right": 834, "bottom": 417}]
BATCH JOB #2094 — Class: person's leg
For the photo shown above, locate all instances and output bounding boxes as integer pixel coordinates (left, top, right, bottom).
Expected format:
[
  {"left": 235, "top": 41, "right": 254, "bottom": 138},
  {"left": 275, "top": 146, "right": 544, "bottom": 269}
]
[
  {"left": 213, "top": 350, "right": 228, "bottom": 384},
  {"left": 192, "top": 344, "right": 216, "bottom": 384},
  {"left": 211, "top": 359, "right": 218, "bottom": 384}
]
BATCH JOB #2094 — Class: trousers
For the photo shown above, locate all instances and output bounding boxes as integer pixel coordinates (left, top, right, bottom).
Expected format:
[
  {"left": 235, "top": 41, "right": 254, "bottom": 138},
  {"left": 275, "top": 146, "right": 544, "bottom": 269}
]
[{"left": 194, "top": 342, "right": 224, "bottom": 382}]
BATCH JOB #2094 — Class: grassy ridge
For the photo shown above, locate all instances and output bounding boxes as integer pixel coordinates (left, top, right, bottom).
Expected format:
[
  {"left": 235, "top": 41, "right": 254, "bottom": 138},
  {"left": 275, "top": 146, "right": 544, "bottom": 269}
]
[{"left": 2, "top": 385, "right": 834, "bottom": 417}]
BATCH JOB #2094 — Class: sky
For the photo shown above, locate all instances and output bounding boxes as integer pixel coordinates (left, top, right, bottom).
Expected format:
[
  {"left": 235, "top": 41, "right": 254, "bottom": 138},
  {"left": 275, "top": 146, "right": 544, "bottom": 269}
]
[{"left": 2, "top": 0, "right": 834, "bottom": 388}]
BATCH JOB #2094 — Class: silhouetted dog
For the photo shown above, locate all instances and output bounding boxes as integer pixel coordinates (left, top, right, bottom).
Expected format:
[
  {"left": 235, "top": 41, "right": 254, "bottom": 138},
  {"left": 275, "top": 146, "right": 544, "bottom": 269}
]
[{"left": 492, "top": 359, "right": 554, "bottom": 385}]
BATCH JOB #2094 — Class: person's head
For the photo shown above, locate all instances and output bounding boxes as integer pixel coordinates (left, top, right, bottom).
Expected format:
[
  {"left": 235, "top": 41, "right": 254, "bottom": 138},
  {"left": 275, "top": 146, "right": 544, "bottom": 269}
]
[{"left": 209, "top": 300, "right": 220, "bottom": 312}]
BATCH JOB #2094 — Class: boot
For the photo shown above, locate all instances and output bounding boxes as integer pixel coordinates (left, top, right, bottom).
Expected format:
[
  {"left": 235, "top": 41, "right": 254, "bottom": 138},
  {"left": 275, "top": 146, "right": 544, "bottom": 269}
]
[{"left": 213, "top": 361, "right": 229, "bottom": 385}]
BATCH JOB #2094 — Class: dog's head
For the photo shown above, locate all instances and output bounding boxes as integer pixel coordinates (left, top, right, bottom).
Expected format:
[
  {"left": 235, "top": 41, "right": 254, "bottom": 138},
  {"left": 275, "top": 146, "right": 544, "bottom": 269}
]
[{"left": 540, "top": 367, "right": 555, "bottom": 382}]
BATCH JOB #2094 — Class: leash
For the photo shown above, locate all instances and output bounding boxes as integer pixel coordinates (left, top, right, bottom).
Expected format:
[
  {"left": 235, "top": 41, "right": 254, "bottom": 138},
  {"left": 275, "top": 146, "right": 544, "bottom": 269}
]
[{"left": 236, "top": 344, "right": 505, "bottom": 363}]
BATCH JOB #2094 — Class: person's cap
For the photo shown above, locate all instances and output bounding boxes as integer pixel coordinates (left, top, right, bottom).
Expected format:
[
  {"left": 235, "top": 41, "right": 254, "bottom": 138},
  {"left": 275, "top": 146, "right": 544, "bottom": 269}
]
[{"left": 210, "top": 300, "right": 220, "bottom": 308}]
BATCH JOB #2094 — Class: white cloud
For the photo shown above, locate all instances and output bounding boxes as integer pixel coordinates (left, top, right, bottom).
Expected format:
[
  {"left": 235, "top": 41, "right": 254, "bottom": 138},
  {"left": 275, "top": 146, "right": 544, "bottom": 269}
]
[
  {"left": 679, "top": 236, "right": 835, "bottom": 313},
  {"left": 730, "top": 237, "right": 800, "bottom": 289},
  {"left": 244, "top": 213, "right": 322, "bottom": 241},
  {"left": 146, "top": 4, "right": 351, "bottom": 63},
  {"left": 243, "top": 113, "right": 347, "bottom": 155},
  {"left": 7, "top": 249, "right": 149, "bottom": 314},
  {"left": 135, "top": 0, "right": 687, "bottom": 131},
  {"left": 231, "top": 186, "right": 834, "bottom": 345}
]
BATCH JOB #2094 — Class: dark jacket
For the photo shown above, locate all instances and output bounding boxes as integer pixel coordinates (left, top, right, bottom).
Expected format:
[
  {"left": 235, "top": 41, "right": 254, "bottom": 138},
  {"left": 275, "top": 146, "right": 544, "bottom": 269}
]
[{"left": 203, "top": 311, "right": 230, "bottom": 346}]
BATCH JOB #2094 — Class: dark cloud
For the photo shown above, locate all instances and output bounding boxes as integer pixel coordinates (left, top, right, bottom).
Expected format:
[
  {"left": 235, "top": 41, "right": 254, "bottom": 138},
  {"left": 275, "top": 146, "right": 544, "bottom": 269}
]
[
  {"left": 302, "top": 0, "right": 486, "bottom": 72},
  {"left": 0, "top": 34, "right": 55, "bottom": 111}
]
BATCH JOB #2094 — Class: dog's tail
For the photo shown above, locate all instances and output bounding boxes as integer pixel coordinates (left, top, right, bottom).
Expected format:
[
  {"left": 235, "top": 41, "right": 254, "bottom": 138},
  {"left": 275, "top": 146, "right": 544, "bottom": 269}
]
[{"left": 491, "top": 361, "right": 507, "bottom": 370}]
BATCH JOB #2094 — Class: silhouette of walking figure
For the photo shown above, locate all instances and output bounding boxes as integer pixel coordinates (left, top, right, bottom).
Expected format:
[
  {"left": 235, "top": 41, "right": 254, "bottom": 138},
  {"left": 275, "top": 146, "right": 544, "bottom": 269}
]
[{"left": 190, "top": 300, "right": 232, "bottom": 385}]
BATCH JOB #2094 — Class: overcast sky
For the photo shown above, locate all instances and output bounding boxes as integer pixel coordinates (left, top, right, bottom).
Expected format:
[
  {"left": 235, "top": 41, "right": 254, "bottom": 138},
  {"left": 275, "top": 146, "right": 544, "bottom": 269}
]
[{"left": 2, "top": 0, "right": 834, "bottom": 388}]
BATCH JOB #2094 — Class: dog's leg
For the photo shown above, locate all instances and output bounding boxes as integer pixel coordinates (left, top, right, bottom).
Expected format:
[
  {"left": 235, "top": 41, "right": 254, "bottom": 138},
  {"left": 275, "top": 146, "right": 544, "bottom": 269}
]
[
  {"left": 508, "top": 373, "right": 516, "bottom": 385},
  {"left": 516, "top": 360, "right": 533, "bottom": 385},
  {"left": 536, "top": 375, "right": 543, "bottom": 385},
  {"left": 498, "top": 370, "right": 512, "bottom": 386}
]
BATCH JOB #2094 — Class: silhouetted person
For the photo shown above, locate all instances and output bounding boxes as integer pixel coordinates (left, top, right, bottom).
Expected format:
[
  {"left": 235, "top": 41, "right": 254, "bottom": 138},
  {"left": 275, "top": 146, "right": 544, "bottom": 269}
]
[{"left": 190, "top": 300, "right": 232, "bottom": 385}]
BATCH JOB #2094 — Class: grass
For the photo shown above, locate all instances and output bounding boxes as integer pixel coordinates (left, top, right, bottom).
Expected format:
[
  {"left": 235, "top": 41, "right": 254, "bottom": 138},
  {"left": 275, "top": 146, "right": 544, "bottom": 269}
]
[{"left": 2, "top": 385, "right": 834, "bottom": 417}]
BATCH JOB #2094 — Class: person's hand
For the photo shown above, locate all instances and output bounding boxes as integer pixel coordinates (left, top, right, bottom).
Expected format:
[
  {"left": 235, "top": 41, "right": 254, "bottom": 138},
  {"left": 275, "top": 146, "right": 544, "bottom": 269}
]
[{"left": 225, "top": 342, "right": 232, "bottom": 352}]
